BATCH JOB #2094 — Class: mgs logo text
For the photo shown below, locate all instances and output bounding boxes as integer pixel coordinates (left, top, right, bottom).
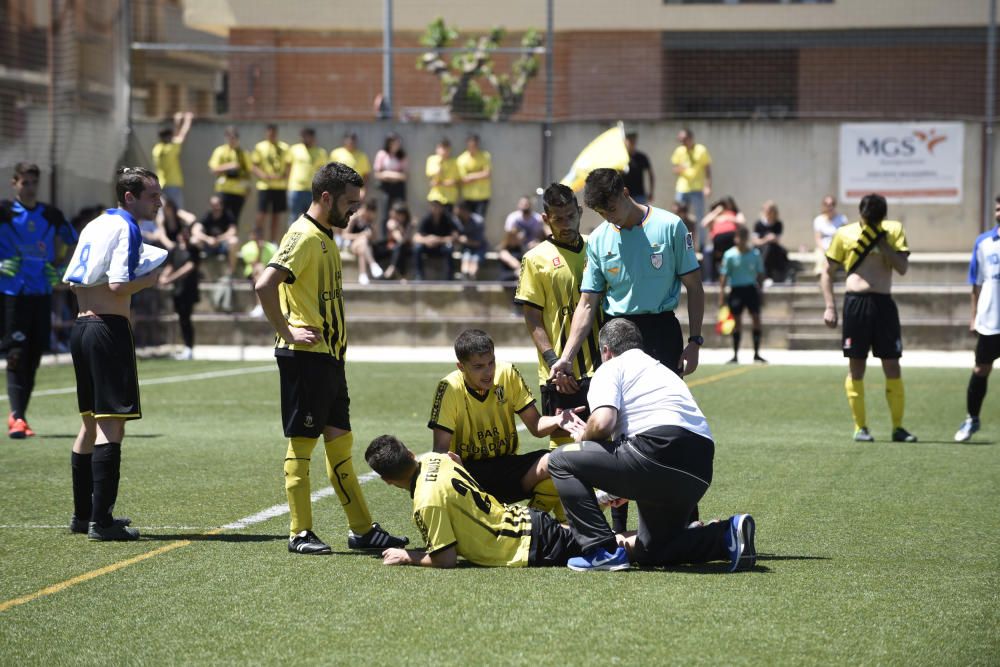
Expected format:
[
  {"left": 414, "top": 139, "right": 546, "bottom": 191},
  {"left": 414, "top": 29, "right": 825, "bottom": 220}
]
[{"left": 856, "top": 128, "right": 948, "bottom": 158}]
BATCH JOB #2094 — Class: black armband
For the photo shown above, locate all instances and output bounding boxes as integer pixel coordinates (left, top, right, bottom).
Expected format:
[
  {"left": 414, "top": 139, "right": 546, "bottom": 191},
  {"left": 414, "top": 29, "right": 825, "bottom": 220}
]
[{"left": 542, "top": 349, "right": 559, "bottom": 369}]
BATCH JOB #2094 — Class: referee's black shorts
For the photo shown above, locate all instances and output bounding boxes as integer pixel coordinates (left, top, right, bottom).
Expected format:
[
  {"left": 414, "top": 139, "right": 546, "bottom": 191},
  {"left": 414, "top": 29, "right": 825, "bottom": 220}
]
[
  {"left": 608, "top": 311, "right": 683, "bottom": 375},
  {"left": 277, "top": 352, "right": 351, "bottom": 438},
  {"left": 727, "top": 284, "right": 761, "bottom": 316},
  {"left": 975, "top": 332, "right": 1000, "bottom": 365},
  {"left": 842, "top": 292, "right": 902, "bottom": 359},
  {"left": 70, "top": 314, "right": 141, "bottom": 420},
  {"left": 528, "top": 508, "right": 581, "bottom": 567}
]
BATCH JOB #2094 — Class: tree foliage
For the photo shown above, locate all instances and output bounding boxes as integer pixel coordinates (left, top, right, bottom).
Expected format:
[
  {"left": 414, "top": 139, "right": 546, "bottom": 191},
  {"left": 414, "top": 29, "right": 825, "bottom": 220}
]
[{"left": 417, "top": 18, "right": 542, "bottom": 122}]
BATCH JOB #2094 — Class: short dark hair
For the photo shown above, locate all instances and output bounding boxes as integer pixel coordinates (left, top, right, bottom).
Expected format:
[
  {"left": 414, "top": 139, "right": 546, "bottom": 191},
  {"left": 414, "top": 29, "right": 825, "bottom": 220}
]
[
  {"left": 454, "top": 328, "right": 494, "bottom": 362},
  {"left": 542, "top": 183, "right": 577, "bottom": 213},
  {"left": 681, "top": 127, "right": 694, "bottom": 139},
  {"left": 438, "top": 137, "right": 451, "bottom": 148},
  {"left": 467, "top": 133, "right": 480, "bottom": 144},
  {"left": 13, "top": 162, "right": 40, "bottom": 180},
  {"left": 301, "top": 127, "right": 316, "bottom": 139},
  {"left": 583, "top": 168, "right": 625, "bottom": 211},
  {"left": 625, "top": 131, "right": 638, "bottom": 141},
  {"left": 365, "top": 435, "right": 414, "bottom": 479},
  {"left": 343, "top": 131, "right": 358, "bottom": 141},
  {"left": 859, "top": 193, "right": 887, "bottom": 226},
  {"left": 115, "top": 167, "right": 157, "bottom": 203},
  {"left": 599, "top": 319, "right": 643, "bottom": 356},
  {"left": 266, "top": 123, "right": 278, "bottom": 132},
  {"left": 158, "top": 126, "right": 174, "bottom": 141},
  {"left": 312, "top": 162, "right": 363, "bottom": 203}
]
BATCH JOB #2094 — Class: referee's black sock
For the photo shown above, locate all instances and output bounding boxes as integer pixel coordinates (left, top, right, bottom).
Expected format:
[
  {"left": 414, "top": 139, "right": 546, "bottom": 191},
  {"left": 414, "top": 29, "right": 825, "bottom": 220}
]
[
  {"left": 732, "top": 331, "right": 742, "bottom": 358},
  {"left": 967, "top": 373, "right": 988, "bottom": 419},
  {"left": 91, "top": 443, "right": 122, "bottom": 527},
  {"left": 71, "top": 452, "right": 93, "bottom": 521},
  {"left": 752, "top": 329, "right": 762, "bottom": 356}
]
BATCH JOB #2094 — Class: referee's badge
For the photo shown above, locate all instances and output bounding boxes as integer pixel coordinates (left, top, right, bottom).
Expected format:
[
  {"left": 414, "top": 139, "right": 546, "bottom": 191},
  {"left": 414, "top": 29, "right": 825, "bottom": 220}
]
[
  {"left": 551, "top": 256, "right": 562, "bottom": 267},
  {"left": 685, "top": 232, "right": 694, "bottom": 250},
  {"left": 650, "top": 253, "right": 663, "bottom": 270}
]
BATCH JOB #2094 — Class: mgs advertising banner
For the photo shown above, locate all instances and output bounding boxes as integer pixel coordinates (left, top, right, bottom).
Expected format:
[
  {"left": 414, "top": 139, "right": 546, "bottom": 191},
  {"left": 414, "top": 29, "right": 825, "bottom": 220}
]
[{"left": 839, "top": 122, "right": 964, "bottom": 204}]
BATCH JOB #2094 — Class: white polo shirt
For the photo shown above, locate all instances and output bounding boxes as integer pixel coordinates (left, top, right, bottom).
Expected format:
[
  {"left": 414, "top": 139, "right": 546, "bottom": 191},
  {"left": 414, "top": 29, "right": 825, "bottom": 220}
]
[
  {"left": 587, "top": 348, "right": 713, "bottom": 442},
  {"left": 969, "top": 226, "right": 1000, "bottom": 336}
]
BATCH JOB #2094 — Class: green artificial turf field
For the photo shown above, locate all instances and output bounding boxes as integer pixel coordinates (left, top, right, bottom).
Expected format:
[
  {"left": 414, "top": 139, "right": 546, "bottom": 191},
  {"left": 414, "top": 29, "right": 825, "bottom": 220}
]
[{"left": 0, "top": 359, "right": 997, "bottom": 665}]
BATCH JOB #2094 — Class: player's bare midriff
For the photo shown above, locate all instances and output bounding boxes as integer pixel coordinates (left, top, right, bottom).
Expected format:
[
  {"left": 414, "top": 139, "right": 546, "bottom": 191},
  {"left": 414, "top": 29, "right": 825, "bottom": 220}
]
[
  {"left": 844, "top": 251, "right": 898, "bottom": 295},
  {"left": 72, "top": 283, "right": 133, "bottom": 319}
]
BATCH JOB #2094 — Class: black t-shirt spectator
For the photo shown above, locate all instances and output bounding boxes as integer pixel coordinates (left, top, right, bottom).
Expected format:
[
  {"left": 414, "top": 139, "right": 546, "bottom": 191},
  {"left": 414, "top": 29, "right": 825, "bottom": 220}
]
[
  {"left": 167, "top": 245, "right": 200, "bottom": 302},
  {"left": 200, "top": 209, "right": 236, "bottom": 238},
  {"left": 623, "top": 151, "right": 652, "bottom": 198},
  {"left": 417, "top": 212, "right": 460, "bottom": 239},
  {"left": 754, "top": 219, "right": 783, "bottom": 240}
]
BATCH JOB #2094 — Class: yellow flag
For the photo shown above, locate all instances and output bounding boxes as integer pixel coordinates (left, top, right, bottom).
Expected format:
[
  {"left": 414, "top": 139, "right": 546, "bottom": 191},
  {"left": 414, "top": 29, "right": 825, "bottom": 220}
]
[{"left": 560, "top": 122, "right": 630, "bottom": 193}]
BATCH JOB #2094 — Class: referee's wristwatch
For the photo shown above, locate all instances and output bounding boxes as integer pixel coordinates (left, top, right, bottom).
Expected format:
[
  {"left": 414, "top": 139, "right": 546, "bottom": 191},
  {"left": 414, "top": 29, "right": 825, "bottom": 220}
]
[{"left": 688, "top": 335, "right": 704, "bottom": 346}]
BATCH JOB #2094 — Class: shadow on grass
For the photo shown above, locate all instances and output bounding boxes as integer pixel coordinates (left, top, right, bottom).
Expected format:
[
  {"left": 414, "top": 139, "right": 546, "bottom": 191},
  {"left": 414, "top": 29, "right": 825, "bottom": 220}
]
[
  {"left": 39, "top": 433, "right": 165, "bottom": 440},
  {"left": 633, "top": 553, "right": 829, "bottom": 575},
  {"left": 142, "top": 533, "right": 286, "bottom": 543}
]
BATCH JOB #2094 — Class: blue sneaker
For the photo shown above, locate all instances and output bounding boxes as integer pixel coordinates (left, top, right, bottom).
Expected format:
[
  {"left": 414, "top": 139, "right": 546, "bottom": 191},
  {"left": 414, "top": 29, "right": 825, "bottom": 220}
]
[
  {"left": 567, "top": 546, "right": 629, "bottom": 572},
  {"left": 724, "top": 514, "right": 756, "bottom": 572}
]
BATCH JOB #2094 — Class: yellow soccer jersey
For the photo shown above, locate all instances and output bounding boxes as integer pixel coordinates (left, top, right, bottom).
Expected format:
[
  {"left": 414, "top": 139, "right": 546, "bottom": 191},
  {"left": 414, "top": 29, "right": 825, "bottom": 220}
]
[
  {"left": 425, "top": 154, "right": 461, "bottom": 204},
  {"left": 287, "top": 144, "right": 329, "bottom": 192},
  {"left": 428, "top": 362, "right": 535, "bottom": 461},
  {"left": 515, "top": 236, "right": 601, "bottom": 385},
  {"left": 152, "top": 142, "right": 183, "bottom": 187},
  {"left": 252, "top": 140, "right": 290, "bottom": 190},
  {"left": 269, "top": 215, "right": 347, "bottom": 359},
  {"left": 456, "top": 150, "right": 492, "bottom": 201},
  {"left": 670, "top": 143, "right": 712, "bottom": 193},
  {"left": 412, "top": 453, "right": 532, "bottom": 567},
  {"left": 826, "top": 220, "right": 909, "bottom": 275},
  {"left": 329, "top": 147, "right": 371, "bottom": 179},
  {"left": 207, "top": 144, "right": 251, "bottom": 195}
]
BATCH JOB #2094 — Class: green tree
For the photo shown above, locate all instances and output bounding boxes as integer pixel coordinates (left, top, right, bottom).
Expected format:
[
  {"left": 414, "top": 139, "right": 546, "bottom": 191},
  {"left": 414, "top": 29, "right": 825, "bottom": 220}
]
[{"left": 417, "top": 18, "right": 542, "bottom": 121}]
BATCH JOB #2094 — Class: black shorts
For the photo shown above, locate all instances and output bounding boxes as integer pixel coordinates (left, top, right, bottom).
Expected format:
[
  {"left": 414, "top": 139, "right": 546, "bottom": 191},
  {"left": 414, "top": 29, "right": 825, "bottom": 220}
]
[
  {"left": 727, "top": 285, "right": 761, "bottom": 316},
  {"left": 540, "top": 377, "right": 591, "bottom": 422},
  {"left": 70, "top": 315, "right": 141, "bottom": 420},
  {"left": 975, "top": 333, "right": 1000, "bottom": 365},
  {"left": 528, "top": 508, "right": 581, "bottom": 567},
  {"left": 608, "top": 311, "right": 683, "bottom": 375},
  {"left": 277, "top": 353, "right": 350, "bottom": 438},
  {"left": 1, "top": 293, "right": 51, "bottom": 358},
  {"left": 257, "top": 189, "right": 288, "bottom": 214},
  {"left": 462, "top": 449, "right": 547, "bottom": 504},
  {"left": 842, "top": 292, "right": 902, "bottom": 359}
]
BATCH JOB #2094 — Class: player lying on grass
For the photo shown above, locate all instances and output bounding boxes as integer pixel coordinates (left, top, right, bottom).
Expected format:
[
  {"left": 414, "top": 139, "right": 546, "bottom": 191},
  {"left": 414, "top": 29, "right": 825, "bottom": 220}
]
[{"left": 365, "top": 435, "right": 592, "bottom": 568}]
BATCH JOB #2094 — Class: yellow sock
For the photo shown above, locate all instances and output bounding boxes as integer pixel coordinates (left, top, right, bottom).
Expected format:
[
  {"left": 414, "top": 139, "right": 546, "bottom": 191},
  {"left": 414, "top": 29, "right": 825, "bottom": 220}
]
[
  {"left": 527, "top": 477, "right": 565, "bottom": 521},
  {"left": 844, "top": 375, "right": 866, "bottom": 430},
  {"left": 885, "top": 377, "right": 905, "bottom": 429},
  {"left": 549, "top": 434, "right": 573, "bottom": 448},
  {"left": 324, "top": 432, "right": 373, "bottom": 535},
  {"left": 285, "top": 437, "right": 317, "bottom": 537}
]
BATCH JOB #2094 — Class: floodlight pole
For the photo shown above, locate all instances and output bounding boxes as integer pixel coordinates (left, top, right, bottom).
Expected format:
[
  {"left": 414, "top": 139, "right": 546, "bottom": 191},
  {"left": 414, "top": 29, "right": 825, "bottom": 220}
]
[
  {"left": 541, "top": 0, "right": 554, "bottom": 188},
  {"left": 381, "top": 0, "right": 394, "bottom": 120},
  {"left": 984, "top": 0, "right": 997, "bottom": 232}
]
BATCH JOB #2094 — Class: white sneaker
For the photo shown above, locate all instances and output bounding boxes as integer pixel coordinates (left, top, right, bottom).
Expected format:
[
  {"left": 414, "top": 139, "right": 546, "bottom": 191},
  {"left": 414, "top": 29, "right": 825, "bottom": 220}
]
[
  {"left": 248, "top": 304, "right": 264, "bottom": 318},
  {"left": 173, "top": 347, "right": 193, "bottom": 361},
  {"left": 358, "top": 273, "right": 370, "bottom": 285},
  {"left": 369, "top": 262, "right": 384, "bottom": 279}
]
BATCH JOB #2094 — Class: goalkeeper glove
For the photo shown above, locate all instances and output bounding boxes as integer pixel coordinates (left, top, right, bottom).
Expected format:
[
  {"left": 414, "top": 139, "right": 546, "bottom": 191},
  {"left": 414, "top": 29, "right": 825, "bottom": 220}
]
[
  {"left": 45, "top": 263, "right": 62, "bottom": 287},
  {"left": 0, "top": 256, "right": 21, "bottom": 278}
]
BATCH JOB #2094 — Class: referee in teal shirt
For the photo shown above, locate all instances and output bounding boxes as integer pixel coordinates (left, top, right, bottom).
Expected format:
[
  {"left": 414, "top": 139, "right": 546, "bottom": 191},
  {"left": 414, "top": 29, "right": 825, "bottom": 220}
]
[
  {"left": 550, "top": 168, "right": 705, "bottom": 534},
  {"left": 551, "top": 168, "right": 705, "bottom": 382}
]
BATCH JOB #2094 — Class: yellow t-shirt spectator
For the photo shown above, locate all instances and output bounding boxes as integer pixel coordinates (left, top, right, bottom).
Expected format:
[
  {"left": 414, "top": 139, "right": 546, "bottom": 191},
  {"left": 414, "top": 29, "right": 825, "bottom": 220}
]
[
  {"left": 329, "top": 147, "right": 371, "bottom": 181},
  {"left": 287, "top": 144, "right": 329, "bottom": 193},
  {"left": 153, "top": 142, "right": 183, "bottom": 188},
  {"left": 671, "top": 143, "right": 712, "bottom": 193},
  {"left": 252, "top": 140, "right": 290, "bottom": 191},
  {"left": 426, "top": 154, "right": 461, "bottom": 205},
  {"left": 456, "top": 150, "right": 492, "bottom": 201},
  {"left": 207, "top": 144, "right": 252, "bottom": 196}
]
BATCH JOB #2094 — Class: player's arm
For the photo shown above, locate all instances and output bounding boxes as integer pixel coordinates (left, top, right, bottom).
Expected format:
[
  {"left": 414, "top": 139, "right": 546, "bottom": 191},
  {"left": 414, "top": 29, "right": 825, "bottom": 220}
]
[
  {"left": 517, "top": 403, "right": 582, "bottom": 438},
  {"left": 875, "top": 234, "right": 909, "bottom": 275},
  {"left": 254, "top": 265, "right": 320, "bottom": 345},
  {"left": 109, "top": 270, "right": 159, "bottom": 296},
  {"left": 381, "top": 546, "right": 458, "bottom": 568},
  {"left": 678, "top": 269, "right": 704, "bottom": 376},
  {"left": 820, "top": 256, "right": 840, "bottom": 328},
  {"left": 431, "top": 428, "right": 452, "bottom": 454},
  {"left": 568, "top": 405, "right": 617, "bottom": 443},
  {"left": 550, "top": 291, "right": 601, "bottom": 380},
  {"left": 173, "top": 111, "right": 193, "bottom": 144}
]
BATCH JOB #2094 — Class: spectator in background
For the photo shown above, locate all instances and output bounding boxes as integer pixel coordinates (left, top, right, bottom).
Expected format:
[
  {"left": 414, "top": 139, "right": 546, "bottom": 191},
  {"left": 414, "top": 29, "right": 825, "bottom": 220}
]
[
  {"left": 373, "top": 133, "right": 408, "bottom": 226},
  {"left": 375, "top": 201, "right": 412, "bottom": 281},
  {"left": 343, "top": 199, "right": 383, "bottom": 285},
  {"left": 193, "top": 195, "right": 239, "bottom": 277},
  {"left": 813, "top": 194, "right": 847, "bottom": 273},
  {"left": 240, "top": 226, "right": 277, "bottom": 318},
  {"left": 207, "top": 126, "right": 252, "bottom": 223},
  {"left": 425, "top": 137, "right": 460, "bottom": 213},
  {"left": 330, "top": 131, "right": 372, "bottom": 194},
  {"left": 719, "top": 226, "right": 767, "bottom": 364},
  {"left": 498, "top": 196, "right": 545, "bottom": 281},
  {"left": 623, "top": 131, "right": 654, "bottom": 205},
  {"left": 152, "top": 197, "right": 197, "bottom": 251},
  {"left": 412, "top": 197, "right": 459, "bottom": 281},
  {"left": 672, "top": 200, "right": 697, "bottom": 236},
  {"left": 701, "top": 196, "right": 745, "bottom": 283},
  {"left": 151, "top": 111, "right": 193, "bottom": 210},
  {"left": 454, "top": 200, "right": 487, "bottom": 280},
  {"left": 753, "top": 200, "right": 791, "bottom": 283},
  {"left": 251, "top": 124, "right": 290, "bottom": 244},
  {"left": 456, "top": 134, "right": 492, "bottom": 219},
  {"left": 671, "top": 128, "right": 712, "bottom": 253},
  {"left": 287, "top": 128, "right": 328, "bottom": 222},
  {"left": 158, "top": 223, "right": 199, "bottom": 361}
]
